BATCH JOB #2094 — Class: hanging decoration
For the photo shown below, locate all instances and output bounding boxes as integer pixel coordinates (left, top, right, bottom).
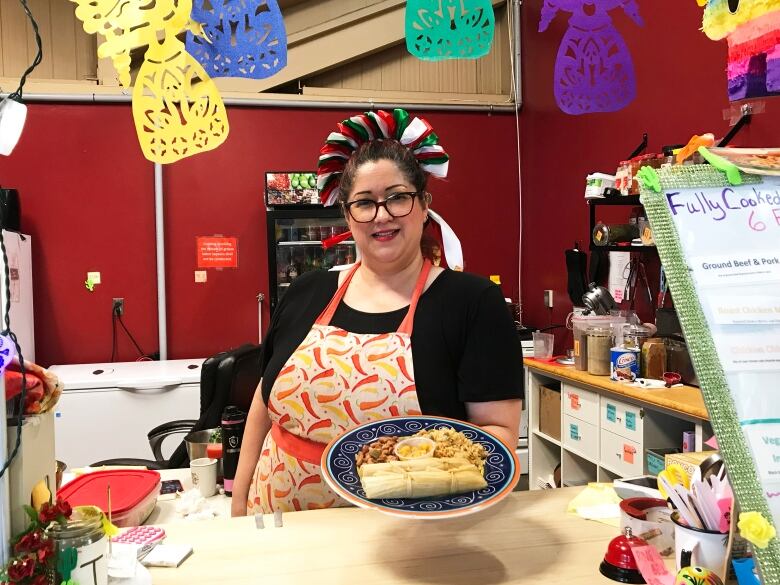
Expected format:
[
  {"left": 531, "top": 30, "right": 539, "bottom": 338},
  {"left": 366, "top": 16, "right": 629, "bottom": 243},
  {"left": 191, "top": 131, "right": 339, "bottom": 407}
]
[
  {"left": 133, "top": 36, "right": 230, "bottom": 164},
  {"left": 186, "top": 0, "right": 288, "bottom": 79},
  {"left": 699, "top": 0, "right": 780, "bottom": 101},
  {"left": 405, "top": 0, "right": 495, "bottom": 61},
  {"left": 69, "top": 0, "right": 235, "bottom": 163},
  {"left": 69, "top": 0, "right": 200, "bottom": 87},
  {"left": 538, "top": 0, "right": 644, "bottom": 115}
]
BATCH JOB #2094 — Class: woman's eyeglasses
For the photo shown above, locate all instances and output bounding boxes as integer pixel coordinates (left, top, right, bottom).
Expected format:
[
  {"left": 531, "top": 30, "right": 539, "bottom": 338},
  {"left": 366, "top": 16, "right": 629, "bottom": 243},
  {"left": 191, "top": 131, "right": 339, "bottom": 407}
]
[{"left": 343, "top": 191, "right": 424, "bottom": 223}]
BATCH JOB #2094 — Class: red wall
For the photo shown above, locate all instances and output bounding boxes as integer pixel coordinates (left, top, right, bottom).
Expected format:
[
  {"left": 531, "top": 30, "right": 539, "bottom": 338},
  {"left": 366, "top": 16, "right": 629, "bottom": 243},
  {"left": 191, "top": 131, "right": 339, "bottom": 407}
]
[
  {"left": 0, "top": 106, "right": 520, "bottom": 365},
  {"left": 8, "top": 0, "right": 770, "bottom": 366},
  {"left": 520, "top": 0, "right": 780, "bottom": 350}
]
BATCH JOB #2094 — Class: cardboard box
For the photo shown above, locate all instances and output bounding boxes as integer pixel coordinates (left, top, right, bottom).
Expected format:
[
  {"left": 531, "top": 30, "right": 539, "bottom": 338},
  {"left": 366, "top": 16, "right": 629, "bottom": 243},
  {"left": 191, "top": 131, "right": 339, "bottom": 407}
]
[
  {"left": 665, "top": 450, "right": 717, "bottom": 482},
  {"left": 539, "top": 384, "right": 561, "bottom": 441}
]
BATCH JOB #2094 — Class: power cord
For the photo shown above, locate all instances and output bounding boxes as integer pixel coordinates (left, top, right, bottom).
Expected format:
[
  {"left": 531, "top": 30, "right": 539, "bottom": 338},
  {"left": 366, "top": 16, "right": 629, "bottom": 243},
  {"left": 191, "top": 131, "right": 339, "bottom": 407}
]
[
  {"left": 8, "top": 0, "right": 42, "bottom": 102},
  {"left": 110, "top": 306, "right": 118, "bottom": 362},
  {"left": 0, "top": 0, "right": 40, "bottom": 478},
  {"left": 0, "top": 230, "right": 27, "bottom": 479},
  {"left": 110, "top": 303, "right": 147, "bottom": 361}
]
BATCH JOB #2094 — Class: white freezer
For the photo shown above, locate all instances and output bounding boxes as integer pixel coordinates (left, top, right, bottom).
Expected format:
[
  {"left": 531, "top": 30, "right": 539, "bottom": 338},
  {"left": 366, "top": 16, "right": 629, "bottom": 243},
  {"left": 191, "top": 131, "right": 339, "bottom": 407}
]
[{"left": 49, "top": 359, "right": 204, "bottom": 468}]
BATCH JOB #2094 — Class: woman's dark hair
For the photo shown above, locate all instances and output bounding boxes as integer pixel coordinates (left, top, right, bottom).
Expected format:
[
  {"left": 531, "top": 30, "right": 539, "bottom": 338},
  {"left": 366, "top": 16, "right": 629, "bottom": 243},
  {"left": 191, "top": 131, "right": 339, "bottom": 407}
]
[{"left": 338, "top": 139, "right": 428, "bottom": 202}]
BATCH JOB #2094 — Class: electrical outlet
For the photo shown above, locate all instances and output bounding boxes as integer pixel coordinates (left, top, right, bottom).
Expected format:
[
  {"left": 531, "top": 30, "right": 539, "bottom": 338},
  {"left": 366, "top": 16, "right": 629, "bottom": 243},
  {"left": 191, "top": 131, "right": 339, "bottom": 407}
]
[
  {"left": 112, "top": 298, "right": 124, "bottom": 316},
  {"left": 543, "top": 290, "right": 554, "bottom": 308}
]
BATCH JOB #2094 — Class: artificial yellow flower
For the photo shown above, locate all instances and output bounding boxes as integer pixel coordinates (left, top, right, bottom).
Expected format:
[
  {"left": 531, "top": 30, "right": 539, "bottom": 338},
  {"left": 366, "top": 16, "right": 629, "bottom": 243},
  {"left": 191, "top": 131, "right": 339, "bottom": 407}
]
[{"left": 738, "top": 511, "right": 777, "bottom": 549}]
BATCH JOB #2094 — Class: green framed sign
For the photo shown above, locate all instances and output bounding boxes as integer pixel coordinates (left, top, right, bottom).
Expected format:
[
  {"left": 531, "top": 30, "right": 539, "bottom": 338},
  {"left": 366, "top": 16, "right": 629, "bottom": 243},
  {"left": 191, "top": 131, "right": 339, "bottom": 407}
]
[{"left": 640, "top": 163, "right": 780, "bottom": 583}]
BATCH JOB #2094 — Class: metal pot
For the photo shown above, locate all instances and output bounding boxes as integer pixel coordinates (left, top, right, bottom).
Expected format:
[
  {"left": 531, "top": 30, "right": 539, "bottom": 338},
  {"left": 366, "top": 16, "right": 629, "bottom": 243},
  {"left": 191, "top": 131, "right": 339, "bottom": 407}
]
[
  {"left": 184, "top": 428, "right": 220, "bottom": 461},
  {"left": 582, "top": 283, "right": 618, "bottom": 315}
]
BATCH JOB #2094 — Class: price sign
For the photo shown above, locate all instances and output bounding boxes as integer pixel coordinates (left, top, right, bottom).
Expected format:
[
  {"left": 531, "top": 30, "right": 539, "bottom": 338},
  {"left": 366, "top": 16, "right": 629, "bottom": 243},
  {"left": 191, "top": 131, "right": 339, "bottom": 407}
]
[{"left": 641, "top": 166, "right": 780, "bottom": 579}]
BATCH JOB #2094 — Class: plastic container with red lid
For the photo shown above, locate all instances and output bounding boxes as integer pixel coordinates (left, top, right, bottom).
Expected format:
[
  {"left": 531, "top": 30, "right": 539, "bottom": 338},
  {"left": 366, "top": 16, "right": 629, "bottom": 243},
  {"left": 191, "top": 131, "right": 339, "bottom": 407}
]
[{"left": 58, "top": 469, "right": 161, "bottom": 527}]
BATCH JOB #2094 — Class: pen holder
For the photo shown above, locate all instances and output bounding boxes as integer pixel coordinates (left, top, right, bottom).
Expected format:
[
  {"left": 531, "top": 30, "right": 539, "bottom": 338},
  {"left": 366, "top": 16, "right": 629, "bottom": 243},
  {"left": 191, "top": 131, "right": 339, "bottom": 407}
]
[{"left": 671, "top": 512, "right": 730, "bottom": 582}]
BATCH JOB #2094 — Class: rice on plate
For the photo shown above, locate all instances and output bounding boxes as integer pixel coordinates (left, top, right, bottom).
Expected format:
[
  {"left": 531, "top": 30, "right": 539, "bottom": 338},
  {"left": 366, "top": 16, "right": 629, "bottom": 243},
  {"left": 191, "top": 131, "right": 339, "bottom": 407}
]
[{"left": 415, "top": 427, "right": 488, "bottom": 472}]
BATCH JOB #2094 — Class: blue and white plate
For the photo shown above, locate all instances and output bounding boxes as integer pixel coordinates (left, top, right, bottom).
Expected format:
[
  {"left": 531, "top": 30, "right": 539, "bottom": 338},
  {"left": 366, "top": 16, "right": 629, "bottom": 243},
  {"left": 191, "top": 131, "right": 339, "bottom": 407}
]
[{"left": 321, "top": 416, "right": 520, "bottom": 519}]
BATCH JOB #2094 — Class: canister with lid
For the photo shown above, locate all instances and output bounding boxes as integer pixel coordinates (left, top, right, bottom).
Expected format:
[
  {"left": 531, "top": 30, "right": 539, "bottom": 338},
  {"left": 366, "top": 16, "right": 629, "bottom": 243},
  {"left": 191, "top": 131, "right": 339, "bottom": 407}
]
[
  {"left": 571, "top": 314, "right": 626, "bottom": 371},
  {"left": 46, "top": 506, "right": 108, "bottom": 585},
  {"left": 622, "top": 324, "right": 652, "bottom": 351},
  {"left": 593, "top": 223, "right": 640, "bottom": 246},
  {"left": 587, "top": 326, "right": 613, "bottom": 376}
]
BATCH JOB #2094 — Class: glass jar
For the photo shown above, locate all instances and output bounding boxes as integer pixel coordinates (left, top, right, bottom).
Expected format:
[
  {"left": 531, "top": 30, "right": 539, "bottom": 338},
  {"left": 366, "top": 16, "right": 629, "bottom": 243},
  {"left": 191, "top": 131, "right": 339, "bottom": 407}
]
[
  {"left": 46, "top": 507, "right": 108, "bottom": 585},
  {"left": 593, "top": 223, "right": 639, "bottom": 246},
  {"left": 641, "top": 338, "right": 667, "bottom": 380},
  {"left": 622, "top": 324, "right": 651, "bottom": 351},
  {"left": 587, "top": 326, "right": 613, "bottom": 376}
]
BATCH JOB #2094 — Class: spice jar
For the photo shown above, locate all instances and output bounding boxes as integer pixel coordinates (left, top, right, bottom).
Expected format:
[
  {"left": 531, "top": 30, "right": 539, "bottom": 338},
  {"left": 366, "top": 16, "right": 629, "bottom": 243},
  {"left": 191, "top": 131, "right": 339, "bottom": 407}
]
[
  {"left": 47, "top": 506, "right": 108, "bottom": 585},
  {"left": 587, "top": 326, "right": 613, "bottom": 376}
]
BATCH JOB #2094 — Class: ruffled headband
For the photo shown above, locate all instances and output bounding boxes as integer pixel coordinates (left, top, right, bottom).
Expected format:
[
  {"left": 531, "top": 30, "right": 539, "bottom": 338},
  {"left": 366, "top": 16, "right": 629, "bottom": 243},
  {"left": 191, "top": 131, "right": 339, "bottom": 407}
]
[
  {"left": 317, "top": 108, "right": 450, "bottom": 206},
  {"left": 316, "top": 108, "right": 463, "bottom": 270}
]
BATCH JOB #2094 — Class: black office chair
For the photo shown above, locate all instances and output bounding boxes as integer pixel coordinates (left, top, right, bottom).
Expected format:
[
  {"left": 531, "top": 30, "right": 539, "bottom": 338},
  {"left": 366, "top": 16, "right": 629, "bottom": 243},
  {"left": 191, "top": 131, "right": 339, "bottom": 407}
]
[
  {"left": 164, "top": 343, "right": 262, "bottom": 468},
  {"left": 91, "top": 344, "right": 263, "bottom": 469}
]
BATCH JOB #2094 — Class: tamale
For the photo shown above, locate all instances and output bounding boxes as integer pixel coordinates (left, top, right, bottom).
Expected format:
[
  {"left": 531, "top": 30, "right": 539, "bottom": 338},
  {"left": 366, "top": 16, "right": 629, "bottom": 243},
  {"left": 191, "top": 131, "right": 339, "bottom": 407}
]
[{"left": 359, "top": 457, "right": 487, "bottom": 499}]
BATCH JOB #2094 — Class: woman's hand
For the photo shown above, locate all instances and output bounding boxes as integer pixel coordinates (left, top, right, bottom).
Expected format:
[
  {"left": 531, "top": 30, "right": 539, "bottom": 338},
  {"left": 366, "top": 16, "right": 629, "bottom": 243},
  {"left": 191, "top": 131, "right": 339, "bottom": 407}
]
[
  {"left": 465, "top": 399, "right": 523, "bottom": 450},
  {"left": 230, "top": 384, "right": 272, "bottom": 517},
  {"left": 231, "top": 496, "right": 249, "bottom": 517}
]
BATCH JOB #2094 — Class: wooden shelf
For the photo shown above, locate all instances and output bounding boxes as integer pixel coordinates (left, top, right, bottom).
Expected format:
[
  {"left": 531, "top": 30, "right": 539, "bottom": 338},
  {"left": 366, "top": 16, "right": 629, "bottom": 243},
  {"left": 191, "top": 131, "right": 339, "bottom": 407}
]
[
  {"left": 524, "top": 359, "right": 708, "bottom": 421},
  {"left": 562, "top": 445, "right": 594, "bottom": 462},
  {"left": 532, "top": 430, "right": 561, "bottom": 447},
  {"left": 525, "top": 362, "right": 712, "bottom": 491},
  {"left": 589, "top": 244, "right": 656, "bottom": 253},
  {"left": 587, "top": 195, "right": 642, "bottom": 206},
  {"left": 599, "top": 462, "right": 626, "bottom": 477}
]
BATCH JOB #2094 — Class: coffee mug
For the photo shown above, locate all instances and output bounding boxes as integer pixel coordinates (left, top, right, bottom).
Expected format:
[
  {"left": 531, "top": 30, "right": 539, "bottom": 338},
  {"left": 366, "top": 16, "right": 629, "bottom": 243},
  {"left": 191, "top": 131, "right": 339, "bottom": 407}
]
[
  {"left": 190, "top": 457, "right": 218, "bottom": 497},
  {"left": 672, "top": 512, "right": 729, "bottom": 581}
]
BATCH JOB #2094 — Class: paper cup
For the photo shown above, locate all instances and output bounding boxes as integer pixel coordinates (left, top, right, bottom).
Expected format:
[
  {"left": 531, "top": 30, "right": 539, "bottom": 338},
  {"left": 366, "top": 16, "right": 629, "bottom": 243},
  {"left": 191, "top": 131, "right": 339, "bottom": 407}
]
[
  {"left": 671, "top": 511, "right": 729, "bottom": 581},
  {"left": 190, "top": 457, "right": 218, "bottom": 497}
]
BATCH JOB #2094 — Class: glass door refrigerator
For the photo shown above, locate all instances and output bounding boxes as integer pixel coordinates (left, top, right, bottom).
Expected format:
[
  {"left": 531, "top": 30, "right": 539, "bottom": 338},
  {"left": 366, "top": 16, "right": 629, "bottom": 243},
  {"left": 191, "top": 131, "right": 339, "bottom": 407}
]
[{"left": 265, "top": 172, "right": 356, "bottom": 314}]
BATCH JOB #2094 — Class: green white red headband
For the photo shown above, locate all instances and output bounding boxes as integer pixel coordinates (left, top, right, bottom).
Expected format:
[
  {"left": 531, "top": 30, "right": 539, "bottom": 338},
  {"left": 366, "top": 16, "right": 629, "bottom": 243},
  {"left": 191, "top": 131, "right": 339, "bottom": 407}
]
[
  {"left": 317, "top": 108, "right": 462, "bottom": 271},
  {"left": 317, "top": 108, "right": 450, "bottom": 206}
]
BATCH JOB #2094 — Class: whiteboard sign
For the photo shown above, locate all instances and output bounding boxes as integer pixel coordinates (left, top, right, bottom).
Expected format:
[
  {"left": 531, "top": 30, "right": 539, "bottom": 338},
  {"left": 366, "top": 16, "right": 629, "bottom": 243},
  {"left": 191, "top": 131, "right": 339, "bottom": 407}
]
[{"left": 655, "top": 174, "right": 780, "bottom": 545}]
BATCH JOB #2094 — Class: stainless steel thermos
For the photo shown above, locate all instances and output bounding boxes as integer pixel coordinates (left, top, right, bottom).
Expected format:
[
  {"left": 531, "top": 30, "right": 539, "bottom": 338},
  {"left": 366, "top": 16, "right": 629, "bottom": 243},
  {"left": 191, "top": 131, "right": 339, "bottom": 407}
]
[{"left": 221, "top": 406, "right": 246, "bottom": 496}]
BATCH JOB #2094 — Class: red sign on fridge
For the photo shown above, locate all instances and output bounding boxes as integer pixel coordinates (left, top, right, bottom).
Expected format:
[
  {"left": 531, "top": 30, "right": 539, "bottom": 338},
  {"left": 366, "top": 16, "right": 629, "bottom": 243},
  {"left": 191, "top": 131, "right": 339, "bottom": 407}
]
[{"left": 197, "top": 236, "right": 238, "bottom": 269}]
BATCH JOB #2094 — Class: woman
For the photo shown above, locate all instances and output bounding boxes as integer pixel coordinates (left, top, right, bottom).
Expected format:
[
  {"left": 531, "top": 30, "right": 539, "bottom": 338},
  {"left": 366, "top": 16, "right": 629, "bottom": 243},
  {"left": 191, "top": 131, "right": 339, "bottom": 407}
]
[{"left": 232, "top": 109, "right": 523, "bottom": 515}]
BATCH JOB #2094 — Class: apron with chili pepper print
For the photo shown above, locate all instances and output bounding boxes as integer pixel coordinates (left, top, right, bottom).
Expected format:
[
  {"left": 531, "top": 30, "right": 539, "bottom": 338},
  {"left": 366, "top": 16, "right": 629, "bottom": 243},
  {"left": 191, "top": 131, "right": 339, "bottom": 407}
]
[{"left": 247, "top": 260, "right": 431, "bottom": 513}]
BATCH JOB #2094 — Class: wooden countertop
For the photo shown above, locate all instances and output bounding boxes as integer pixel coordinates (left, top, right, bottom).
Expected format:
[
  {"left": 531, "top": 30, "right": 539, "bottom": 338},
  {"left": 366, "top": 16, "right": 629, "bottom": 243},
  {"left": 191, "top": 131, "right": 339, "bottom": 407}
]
[
  {"left": 148, "top": 487, "right": 638, "bottom": 585},
  {"left": 524, "top": 359, "right": 709, "bottom": 421}
]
